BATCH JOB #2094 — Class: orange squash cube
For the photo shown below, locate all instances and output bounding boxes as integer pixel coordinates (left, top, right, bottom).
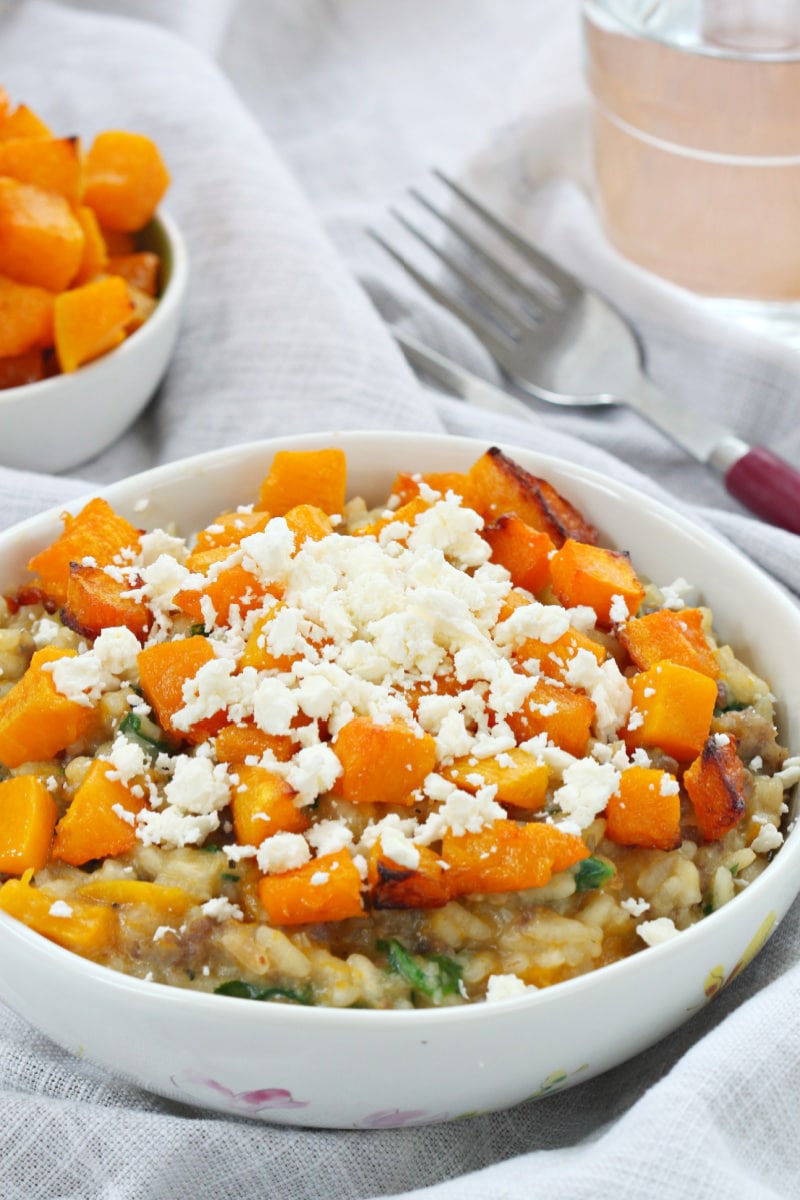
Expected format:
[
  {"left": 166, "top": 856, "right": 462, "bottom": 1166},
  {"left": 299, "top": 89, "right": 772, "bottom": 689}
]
[
  {"left": 54, "top": 275, "right": 133, "bottom": 372},
  {"left": 0, "top": 177, "right": 84, "bottom": 291},
  {"left": 332, "top": 717, "right": 437, "bottom": 806},
  {"left": 214, "top": 722, "right": 298, "bottom": 765},
  {"left": 0, "top": 349, "right": 46, "bottom": 390},
  {"left": 73, "top": 204, "right": 109, "bottom": 285},
  {"left": 174, "top": 546, "right": 268, "bottom": 627},
  {"left": 513, "top": 627, "right": 606, "bottom": 683},
  {"left": 258, "top": 850, "right": 365, "bottom": 925},
  {"left": 367, "top": 841, "right": 450, "bottom": 910},
  {"left": 618, "top": 608, "right": 719, "bottom": 678},
  {"left": 0, "top": 136, "right": 83, "bottom": 203},
  {"left": 0, "top": 275, "right": 54, "bottom": 357},
  {"left": 550, "top": 538, "right": 646, "bottom": 626},
  {"left": 0, "top": 775, "right": 58, "bottom": 875},
  {"left": 604, "top": 766, "right": 682, "bottom": 851},
  {"left": 137, "top": 636, "right": 225, "bottom": 743},
  {"left": 257, "top": 448, "right": 347, "bottom": 517},
  {"left": 231, "top": 765, "right": 309, "bottom": 846},
  {"left": 443, "top": 747, "right": 549, "bottom": 810},
  {"left": 193, "top": 510, "right": 273, "bottom": 553},
  {"left": 483, "top": 514, "right": 555, "bottom": 595},
  {"left": 0, "top": 103, "right": 52, "bottom": 141},
  {"left": 0, "top": 648, "right": 97, "bottom": 768},
  {"left": 83, "top": 131, "right": 170, "bottom": 232},
  {"left": 684, "top": 737, "right": 747, "bottom": 842},
  {"left": 467, "top": 447, "right": 598, "bottom": 546},
  {"left": 51, "top": 759, "right": 145, "bottom": 866},
  {"left": 626, "top": 660, "right": 718, "bottom": 762},
  {"left": 442, "top": 819, "right": 589, "bottom": 896},
  {"left": 63, "top": 562, "right": 150, "bottom": 642},
  {"left": 28, "top": 496, "right": 141, "bottom": 606},
  {"left": 0, "top": 874, "right": 116, "bottom": 958},
  {"left": 506, "top": 677, "right": 596, "bottom": 758},
  {"left": 106, "top": 251, "right": 160, "bottom": 296}
]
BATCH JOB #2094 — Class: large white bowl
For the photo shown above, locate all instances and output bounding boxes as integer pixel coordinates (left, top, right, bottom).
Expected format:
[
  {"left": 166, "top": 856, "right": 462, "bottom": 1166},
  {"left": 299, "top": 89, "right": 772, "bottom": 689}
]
[
  {"left": 0, "top": 431, "right": 797, "bottom": 1127},
  {"left": 0, "top": 210, "right": 188, "bottom": 474}
]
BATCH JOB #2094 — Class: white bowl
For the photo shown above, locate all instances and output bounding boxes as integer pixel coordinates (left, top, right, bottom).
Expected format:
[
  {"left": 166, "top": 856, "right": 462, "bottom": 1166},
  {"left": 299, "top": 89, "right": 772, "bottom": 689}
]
[
  {"left": 0, "top": 431, "right": 797, "bottom": 1127},
  {"left": 0, "top": 210, "right": 188, "bottom": 475}
]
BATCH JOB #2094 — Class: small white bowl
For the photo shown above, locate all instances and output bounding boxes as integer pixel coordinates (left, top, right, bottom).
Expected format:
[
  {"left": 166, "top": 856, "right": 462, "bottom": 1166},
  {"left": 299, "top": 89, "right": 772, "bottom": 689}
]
[
  {"left": 0, "top": 431, "right": 797, "bottom": 1127},
  {"left": 0, "top": 210, "right": 188, "bottom": 475}
]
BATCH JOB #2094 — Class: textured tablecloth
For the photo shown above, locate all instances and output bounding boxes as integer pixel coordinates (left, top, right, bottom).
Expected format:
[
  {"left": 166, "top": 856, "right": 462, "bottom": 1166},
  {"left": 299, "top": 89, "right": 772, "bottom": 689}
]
[{"left": 1, "top": 2, "right": 799, "bottom": 1197}]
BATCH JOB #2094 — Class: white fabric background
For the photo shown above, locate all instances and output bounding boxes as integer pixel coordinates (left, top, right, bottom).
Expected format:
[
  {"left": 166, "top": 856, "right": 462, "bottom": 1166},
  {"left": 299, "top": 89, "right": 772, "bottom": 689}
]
[{"left": 1, "top": 2, "right": 799, "bottom": 1196}]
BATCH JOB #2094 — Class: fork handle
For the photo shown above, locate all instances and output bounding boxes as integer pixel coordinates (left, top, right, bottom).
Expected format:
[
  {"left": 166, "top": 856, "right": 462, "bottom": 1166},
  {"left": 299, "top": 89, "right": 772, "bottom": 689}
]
[{"left": 724, "top": 445, "right": 800, "bottom": 535}]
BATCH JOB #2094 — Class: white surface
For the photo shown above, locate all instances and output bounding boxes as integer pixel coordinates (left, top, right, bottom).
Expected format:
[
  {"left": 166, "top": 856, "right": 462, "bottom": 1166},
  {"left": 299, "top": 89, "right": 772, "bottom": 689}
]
[
  {"left": 0, "top": 211, "right": 187, "bottom": 473},
  {"left": 0, "top": 2, "right": 799, "bottom": 1198}
]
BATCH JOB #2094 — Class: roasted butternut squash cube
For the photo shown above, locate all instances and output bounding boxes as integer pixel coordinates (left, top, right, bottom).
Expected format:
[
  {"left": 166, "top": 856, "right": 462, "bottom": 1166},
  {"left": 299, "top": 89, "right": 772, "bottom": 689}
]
[
  {"left": 626, "top": 660, "right": 718, "bottom": 761},
  {"left": 51, "top": 759, "right": 146, "bottom": 866},
  {"left": 0, "top": 775, "right": 58, "bottom": 875},
  {"left": 84, "top": 131, "right": 170, "bottom": 232},
  {"left": 483, "top": 514, "right": 555, "bottom": 595},
  {"left": 467, "top": 447, "right": 598, "bottom": 546},
  {"left": 332, "top": 717, "right": 436, "bottom": 806},
  {"left": 684, "top": 737, "right": 747, "bottom": 842},
  {"left": 0, "top": 648, "right": 97, "bottom": 768},
  {"left": 513, "top": 627, "right": 606, "bottom": 683},
  {"left": 443, "top": 747, "right": 549, "bottom": 810},
  {"left": 0, "top": 103, "right": 52, "bottom": 141},
  {"left": 604, "top": 766, "right": 682, "bottom": 851},
  {"left": 0, "top": 135, "right": 82, "bottom": 203},
  {"left": 442, "top": 819, "right": 589, "bottom": 896},
  {"left": 54, "top": 275, "right": 133, "bottom": 372},
  {"left": 618, "top": 608, "right": 719, "bottom": 678},
  {"left": 0, "top": 873, "right": 116, "bottom": 958},
  {"left": 137, "top": 636, "right": 225, "bottom": 743},
  {"left": 506, "top": 677, "right": 596, "bottom": 758},
  {"left": 73, "top": 204, "right": 108, "bottom": 285},
  {"left": 550, "top": 539, "right": 646, "bottom": 626},
  {"left": 0, "top": 177, "right": 84, "bottom": 291},
  {"left": 214, "top": 722, "right": 298, "bottom": 765},
  {"left": 0, "top": 275, "right": 54, "bottom": 357},
  {"left": 258, "top": 850, "right": 364, "bottom": 925},
  {"left": 193, "top": 510, "right": 273, "bottom": 553},
  {"left": 367, "top": 841, "right": 450, "bottom": 910},
  {"left": 27, "top": 496, "right": 141, "bottom": 606},
  {"left": 231, "top": 765, "right": 309, "bottom": 845},
  {"left": 257, "top": 448, "right": 347, "bottom": 516},
  {"left": 0, "top": 348, "right": 46, "bottom": 389},
  {"left": 63, "top": 562, "right": 150, "bottom": 642}
]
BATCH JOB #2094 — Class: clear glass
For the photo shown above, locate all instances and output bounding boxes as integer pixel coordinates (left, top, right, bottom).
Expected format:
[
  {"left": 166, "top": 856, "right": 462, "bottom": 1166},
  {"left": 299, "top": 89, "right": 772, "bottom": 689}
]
[{"left": 583, "top": 0, "right": 800, "bottom": 345}]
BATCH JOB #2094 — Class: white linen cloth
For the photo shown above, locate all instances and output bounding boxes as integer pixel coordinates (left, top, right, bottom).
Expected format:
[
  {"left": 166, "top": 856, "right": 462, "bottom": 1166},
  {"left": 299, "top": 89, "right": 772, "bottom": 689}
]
[{"left": 1, "top": 2, "right": 799, "bottom": 1196}]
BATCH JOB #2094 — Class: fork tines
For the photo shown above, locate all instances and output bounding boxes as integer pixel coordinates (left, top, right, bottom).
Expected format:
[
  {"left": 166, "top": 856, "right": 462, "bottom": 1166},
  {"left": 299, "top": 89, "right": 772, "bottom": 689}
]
[{"left": 369, "top": 170, "right": 579, "bottom": 351}]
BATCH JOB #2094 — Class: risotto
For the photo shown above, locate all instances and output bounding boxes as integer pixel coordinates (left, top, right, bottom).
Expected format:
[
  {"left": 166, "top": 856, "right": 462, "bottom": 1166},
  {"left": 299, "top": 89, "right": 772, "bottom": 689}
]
[{"left": 0, "top": 445, "right": 795, "bottom": 1009}]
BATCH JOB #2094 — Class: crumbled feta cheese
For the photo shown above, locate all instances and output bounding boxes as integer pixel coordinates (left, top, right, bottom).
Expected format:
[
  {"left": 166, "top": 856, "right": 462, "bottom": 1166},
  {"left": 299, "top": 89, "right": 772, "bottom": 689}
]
[
  {"left": 620, "top": 896, "right": 650, "bottom": 917},
  {"left": 750, "top": 822, "right": 783, "bottom": 853},
  {"left": 608, "top": 594, "right": 630, "bottom": 624},
  {"left": 201, "top": 897, "right": 244, "bottom": 922},
  {"left": 485, "top": 974, "right": 537, "bottom": 1001},
  {"left": 256, "top": 832, "right": 311, "bottom": 874},
  {"left": 636, "top": 917, "right": 680, "bottom": 946},
  {"left": 554, "top": 759, "right": 620, "bottom": 829},
  {"left": 48, "top": 900, "right": 73, "bottom": 918}
]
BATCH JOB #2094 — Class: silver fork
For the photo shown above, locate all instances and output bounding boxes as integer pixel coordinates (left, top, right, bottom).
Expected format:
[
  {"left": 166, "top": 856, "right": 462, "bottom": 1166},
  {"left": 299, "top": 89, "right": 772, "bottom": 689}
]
[{"left": 371, "top": 170, "right": 800, "bottom": 536}]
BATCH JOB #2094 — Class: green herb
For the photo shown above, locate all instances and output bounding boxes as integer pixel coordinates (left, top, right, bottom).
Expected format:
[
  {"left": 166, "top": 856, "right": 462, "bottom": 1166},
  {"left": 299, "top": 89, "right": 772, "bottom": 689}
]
[
  {"left": 714, "top": 700, "right": 749, "bottom": 716},
  {"left": 188, "top": 622, "right": 209, "bottom": 637},
  {"left": 221, "top": 871, "right": 240, "bottom": 882},
  {"left": 214, "top": 980, "right": 314, "bottom": 1005},
  {"left": 119, "top": 711, "right": 170, "bottom": 756},
  {"left": 573, "top": 856, "right": 615, "bottom": 892},
  {"left": 377, "top": 938, "right": 463, "bottom": 1003},
  {"left": 198, "top": 843, "right": 223, "bottom": 854}
]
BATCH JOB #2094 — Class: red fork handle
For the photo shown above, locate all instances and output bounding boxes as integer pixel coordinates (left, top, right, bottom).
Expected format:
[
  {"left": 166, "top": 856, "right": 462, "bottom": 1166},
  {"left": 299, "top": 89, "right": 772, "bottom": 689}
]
[{"left": 724, "top": 446, "right": 800, "bottom": 535}]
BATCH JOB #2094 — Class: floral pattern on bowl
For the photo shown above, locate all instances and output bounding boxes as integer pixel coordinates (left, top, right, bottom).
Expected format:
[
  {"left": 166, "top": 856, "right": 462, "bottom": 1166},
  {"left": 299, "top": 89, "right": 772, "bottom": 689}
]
[{"left": 171, "top": 1069, "right": 309, "bottom": 1113}]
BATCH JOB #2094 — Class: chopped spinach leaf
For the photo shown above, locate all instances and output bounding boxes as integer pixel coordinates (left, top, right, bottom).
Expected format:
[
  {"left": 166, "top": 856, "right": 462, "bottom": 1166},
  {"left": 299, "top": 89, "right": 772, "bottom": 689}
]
[
  {"left": 573, "top": 856, "right": 615, "bottom": 892},
  {"left": 188, "top": 622, "right": 209, "bottom": 637},
  {"left": 221, "top": 871, "right": 240, "bottom": 882},
  {"left": 378, "top": 938, "right": 462, "bottom": 1002},
  {"left": 119, "top": 711, "right": 171, "bottom": 756},
  {"left": 214, "top": 979, "right": 314, "bottom": 1005}
]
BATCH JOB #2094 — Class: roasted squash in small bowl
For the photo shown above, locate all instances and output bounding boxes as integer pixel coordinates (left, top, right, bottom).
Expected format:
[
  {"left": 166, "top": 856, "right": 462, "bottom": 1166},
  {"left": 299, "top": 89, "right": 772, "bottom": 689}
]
[
  {"left": 0, "top": 208, "right": 187, "bottom": 473},
  {"left": 0, "top": 431, "right": 797, "bottom": 1127}
]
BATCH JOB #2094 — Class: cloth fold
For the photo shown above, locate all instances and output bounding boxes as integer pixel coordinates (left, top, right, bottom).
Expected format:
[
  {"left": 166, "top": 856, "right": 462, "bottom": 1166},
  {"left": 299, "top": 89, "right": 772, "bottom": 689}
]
[{"left": 1, "top": 2, "right": 799, "bottom": 1198}]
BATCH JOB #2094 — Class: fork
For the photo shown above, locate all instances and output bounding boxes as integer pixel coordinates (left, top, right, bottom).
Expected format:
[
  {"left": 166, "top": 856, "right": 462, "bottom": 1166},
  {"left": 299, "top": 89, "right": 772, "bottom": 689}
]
[{"left": 371, "top": 170, "right": 800, "bottom": 536}]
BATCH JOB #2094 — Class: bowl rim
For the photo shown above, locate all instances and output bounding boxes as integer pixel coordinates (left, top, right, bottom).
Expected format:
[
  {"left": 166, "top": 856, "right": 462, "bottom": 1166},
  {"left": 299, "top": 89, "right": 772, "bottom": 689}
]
[
  {"left": 0, "top": 207, "right": 188, "bottom": 408},
  {"left": 0, "top": 428, "right": 797, "bottom": 1027}
]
